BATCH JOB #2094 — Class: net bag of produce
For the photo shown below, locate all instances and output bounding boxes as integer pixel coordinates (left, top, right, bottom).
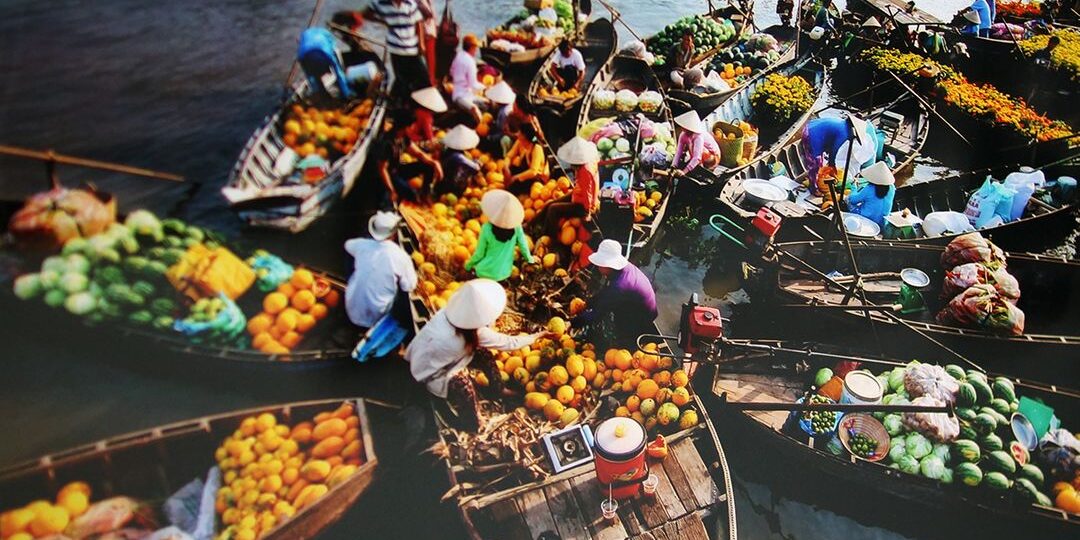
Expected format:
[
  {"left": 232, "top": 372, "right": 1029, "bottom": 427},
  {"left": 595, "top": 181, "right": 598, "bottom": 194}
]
[
  {"left": 903, "top": 363, "right": 960, "bottom": 405},
  {"left": 941, "top": 262, "right": 1020, "bottom": 304},
  {"left": 940, "top": 232, "right": 1006, "bottom": 269},
  {"left": 936, "top": 283, "right": 1025, "bottom": 336},
  {"left": 901, "top": 396, "right": 959, "bottom": 443}
]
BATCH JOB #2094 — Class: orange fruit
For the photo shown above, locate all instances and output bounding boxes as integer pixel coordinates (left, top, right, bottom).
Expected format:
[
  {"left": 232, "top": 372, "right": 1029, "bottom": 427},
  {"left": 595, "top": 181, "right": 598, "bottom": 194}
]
[
  {"left": 310, "top": 303, "right": 329, "bottom": 320},
  {"left": 252, "top": 331, "right": 273, "bottom": 349},
  {"left": 672, "top": 370, "right": 689, "bottom": 388},
  {"left": 247, "top": 313, "right": 274, "bottom": 336},
  {"left": 280, "top": 331, "right": 302, "bottom": 349},
  {"left": 636, "top": 379, "right": 660, "bottom": 400},
  {"left": 324, "top": 289, "right": 340, "bottom": 307},
  {"left": 614, "top": 349, "right": 633, "bottom": 371},
  {"left": 277, "top": 282, "right": 297, "bottom": 297},
  {"left": 290, "top": 269, "right": 315, "bottom": 290},
  {"left": 291, "top": 289, "right": 316, "bottom": 312},
  {"left": 626, "top": 395, "right": 641, "bottom": 413},
  {"left": 296, "top": 313, "right": 317, "bottom": 333},
  {"left": 275, "top": 311, "right": 299, "bottom": 333},
  {"left": 555, "top": 385, "right": 574, "bottom": 405},
  {"left": 263, "top": 292, "right": 288, "bottom": 314}
]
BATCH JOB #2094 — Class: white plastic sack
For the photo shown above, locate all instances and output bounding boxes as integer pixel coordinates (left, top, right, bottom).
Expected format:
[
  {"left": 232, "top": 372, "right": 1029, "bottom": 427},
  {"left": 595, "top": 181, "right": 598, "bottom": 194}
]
[
  {"left": 923, "top": 211, "right": 973, "bottom": 237},
  {"left": 901, "top": 396, "right": 960, "bottom": 443},
  {"left": 903, "top": 364, "right": 960, "bottom": 404},
  {"left": 963, "top": 177, "right": 1015, "bottom": 228}
]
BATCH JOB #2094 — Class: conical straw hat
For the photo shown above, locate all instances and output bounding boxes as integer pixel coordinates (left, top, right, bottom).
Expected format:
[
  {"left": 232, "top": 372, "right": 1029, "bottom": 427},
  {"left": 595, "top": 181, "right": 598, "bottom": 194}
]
[
  {"left": 480, "top": 189, "right": 525, "bottom": 228},
  {"left": 445, "top": 279, "right": 507, "bottom": 329}
]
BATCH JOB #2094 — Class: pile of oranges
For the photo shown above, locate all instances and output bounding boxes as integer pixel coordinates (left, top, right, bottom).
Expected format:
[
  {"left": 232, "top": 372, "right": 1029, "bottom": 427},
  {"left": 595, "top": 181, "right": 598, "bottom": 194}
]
[
  {"left": 247, "top": 268, "right": 339, "bottom": 354},
  {"left": 537, "top": 85, "right": 580, "bottom": 101},
  {"left": 718, "top": 63, "right": 754, "bottom": 84},
  {"left": 214, "top": 403, "right": 364, "bottom": 540},
  {"left": 281, "top": 100, "right": 375, "bottom": 161},
  {"left": 603, "top": 344, "right": 700, "bottom": 433},
  {"left": 0, "top": 482, "right": 92, "bottom": 540},
  {"left": 503, "top": 316, "right": 596, "bottom": 427}
]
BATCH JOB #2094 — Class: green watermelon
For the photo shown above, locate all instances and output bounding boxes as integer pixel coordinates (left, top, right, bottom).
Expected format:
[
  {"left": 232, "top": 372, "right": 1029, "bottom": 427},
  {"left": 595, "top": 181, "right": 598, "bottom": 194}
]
[
  {"left": 985, "top": 450, "right": 1016, "bottom": 474},
  {"left": 979, "top": 433, "right": 1003, "bottom": 452},
  {"left": 966, "top": 370, "right": 988, "bottom": 384},
  {"left": 1035, "top": 491, "right": 1053, "bottom": 507},
  {"left": 1013, "top": 478, "right": 1039, "bottom": 503},
  {"left": 959, "top": 421, "right": 978, "bottom": 440},
  {"left": 956, "top": 383, "right": 977, "bottom": 407},
  {"left": 973, "top": 413, "right": 997, "bottom": 436},
  {"left": 969, "top": 377, "right": 994, "bottom": 405},
  {"left": 980, "top": 407, "right": 1008, "bottom": 428},
  {"left": 953, "top": 439, "right": 981, "bottom": 463},
  {"left": 992, "top": 377, "right": 1017, "bottom": 403},
  {"left": 955, "top": 407, "right": 977, "bottom": 422},
  {"left": 944, "top": 364, "right": 966, "bottom": 381},
  {"left": 990, "top": 398, "right": 1012, "bottom": 417},
  {"left": 984, "top": 471, "right": 1011, "bottom": 490},
  {"left": 1017, "top": 463, "right": 1045, "bottom": 485},
  {"left": 954, "top": 462, "right": 983, "bottom": 486}
]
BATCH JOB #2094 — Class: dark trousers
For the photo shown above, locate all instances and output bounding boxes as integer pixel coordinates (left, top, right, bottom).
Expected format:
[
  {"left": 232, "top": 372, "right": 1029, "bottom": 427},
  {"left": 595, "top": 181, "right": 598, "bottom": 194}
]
[
  {"left": 390, "top": 53, "right": 430, "bottom": 100},
  {"left": 555, "top": 65, "right": 581, "bottom": 91}
]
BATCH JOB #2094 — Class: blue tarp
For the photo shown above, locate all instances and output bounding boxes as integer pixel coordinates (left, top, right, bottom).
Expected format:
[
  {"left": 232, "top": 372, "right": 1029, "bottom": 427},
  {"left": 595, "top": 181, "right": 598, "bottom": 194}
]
[{"left": 298, "top": 27, "right": 352, "bottom": 99}]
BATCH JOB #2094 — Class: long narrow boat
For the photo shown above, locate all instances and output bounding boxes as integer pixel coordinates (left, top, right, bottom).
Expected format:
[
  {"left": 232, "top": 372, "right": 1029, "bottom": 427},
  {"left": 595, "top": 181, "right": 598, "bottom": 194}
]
[
  {"left": 576, "top": 54, "right": 678, "bottom": 250},
  {"left": 223, "top": 37, "right": 390, "bottom": 233},
  {"left": 667, "top": 25, "right": 799, "bottom": 116},
  {"left": 649, "top": 5, "right": 755, "bottom": 95},
  {"left": 743, "top": 239, "right": 1080, "bottom": 385},
  {"left": 698, "top": 348, "right": 1080, "bottom": 538},
  {"left": 438, "top": 396, "right": 737, "bottom": 540},
  {"left": 482, "top": 3, "right": 591, "bottom": 71},
  {"left": 715, "top": 93, "right": 931, "bottom": 222},
  {"left": 775, "top": 163, "right": 1079, "bottom": 248},
  {"left": 687, "top": 57, "right": 827, "bottom": 189},
  {"left": 0, "top": 399, "right": 379, "bottom": 539},
  {"left": 528, "top": 18, "right": 618, "bottom": 117}
]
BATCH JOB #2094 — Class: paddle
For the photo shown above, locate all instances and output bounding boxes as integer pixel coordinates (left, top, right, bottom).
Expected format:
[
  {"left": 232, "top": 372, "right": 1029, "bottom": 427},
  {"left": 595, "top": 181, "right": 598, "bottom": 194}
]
[
  {"left": 0, "top": 145, "right": 184, "bottom": 186},
  {"left": 880, "top": 69, "right": 974, "bottom": 147}
]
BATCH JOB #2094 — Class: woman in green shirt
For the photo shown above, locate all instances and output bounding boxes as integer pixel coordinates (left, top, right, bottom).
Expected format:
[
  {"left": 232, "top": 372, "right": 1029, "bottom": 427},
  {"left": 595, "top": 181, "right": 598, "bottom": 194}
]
[{"left": 464, "top": 190, "right": 534, "bottom": 281}]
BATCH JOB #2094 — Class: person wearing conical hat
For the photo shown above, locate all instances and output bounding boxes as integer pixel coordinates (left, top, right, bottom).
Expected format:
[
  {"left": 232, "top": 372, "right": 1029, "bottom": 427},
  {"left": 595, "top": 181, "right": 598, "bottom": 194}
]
[
  {"left": 437, "top": 124, "right": 481, "bottom": 197},
  {"left": 404, "top": 86, "right": 447, "bottom": 145},
  {"left": 799, "top": 113, "right": 881, "bottom": 197},
  {"left": 344, "top": 211, "right": 417, "bottom": 329},
  {"left": 464, "top": 190, "right": 535, "bottom": 281},
  {"left": 407, "top": 279, "right": 551, "bottom": 428},
  {"left": 542, "top": 137, "right": 601, "bottom": 234},
  {"left": 843, "top": 161, "right": 896, "bottom": 228},
  {"left": 375, "top": 107, "right": 443, "bottom": 204},
  {"left": 574, "top": 239, "right": 657, "bottom": 341},
  {"left": 672, "top": 110, "right": 721, "bottom": 174},
  {"left": 483, "top": 81, "right": 518, "bottom": 155}
]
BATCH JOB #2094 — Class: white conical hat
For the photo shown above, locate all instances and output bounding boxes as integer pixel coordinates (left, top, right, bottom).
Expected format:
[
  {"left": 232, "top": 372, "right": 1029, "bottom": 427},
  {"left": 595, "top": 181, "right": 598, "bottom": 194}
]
[
  {"left": 367, "top": 210, "right": 401, "bottom": 240},
  {"left": 847, "top": 114, "right": 872, "bottom": 146},
  {"left": 963, "top": 10, "right": 982, "bottom": 24},
  {"left": 445, "top": 279, "right": 507, "bottom": 329},
  {"left": 861, "top": 161, "right": 895, "bottom": 186},
  {"left": 674, "top": 110, "right": 705, "bottom": 134},
  {"left": 485, "top": 81, "right": 516, "bottom": 105},
  {"left": 862, "top": 16, "right": 882, "bottom": 28},
  {"left": 557, "top": 136, "right": 600, "bottom": 165},
  {"left": 443, "top": 124, "right": 480, "bottom": 151},
  {"left": 588, "top": 239, "right": 629, "bottom": 270},
  {"left": 411, "top": 86, "right": 448, "bottom": 113},
  {"left": 480, "top": 189, "right": 525, "bottom": 228}
]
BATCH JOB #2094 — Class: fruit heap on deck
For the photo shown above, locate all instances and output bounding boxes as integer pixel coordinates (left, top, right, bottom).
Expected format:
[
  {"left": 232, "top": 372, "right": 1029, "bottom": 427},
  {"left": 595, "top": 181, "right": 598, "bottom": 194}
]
[
  {"left": 486, "top": 0, "right": 575, "bottom": 54},
  {"left": 281, "top": 100, "right": 376, "bottom": 165},
  {"left": 646, "top": 15, "right": 738, "bottom": 68}
]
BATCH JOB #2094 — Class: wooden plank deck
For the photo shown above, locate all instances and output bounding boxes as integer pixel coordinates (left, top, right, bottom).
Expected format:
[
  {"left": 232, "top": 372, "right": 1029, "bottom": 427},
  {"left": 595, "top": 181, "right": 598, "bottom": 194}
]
[
  {"left": 469, "top": 430, "right": 721, "bottom": 539},
  {"left": 855, "top": 0, "right": 942, "bottom": 26},
  {"left": 712, "top": 373, "right": 805, "bottom": 430}
]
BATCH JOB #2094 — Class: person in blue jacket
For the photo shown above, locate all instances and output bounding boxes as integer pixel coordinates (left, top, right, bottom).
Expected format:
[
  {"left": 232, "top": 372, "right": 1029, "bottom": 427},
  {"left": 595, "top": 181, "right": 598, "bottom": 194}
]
[
  {"left": 845, "top": 161, "right": 896, "bottom": 227},
  {"left": 961, "top": 0, "right": 993, "bottom": 37},
  {"left": 799, "top": 114, "right": 877, "bottom": 196}
]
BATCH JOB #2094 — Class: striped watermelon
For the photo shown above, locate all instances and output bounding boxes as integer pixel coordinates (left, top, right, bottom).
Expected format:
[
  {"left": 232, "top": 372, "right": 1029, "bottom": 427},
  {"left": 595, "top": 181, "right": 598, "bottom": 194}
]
[
  {"left": 953, "top": 439, "right": 981, "bottom": 463},
  {"left": 954, "top": 462, "right": 983, "bottom": 487}
]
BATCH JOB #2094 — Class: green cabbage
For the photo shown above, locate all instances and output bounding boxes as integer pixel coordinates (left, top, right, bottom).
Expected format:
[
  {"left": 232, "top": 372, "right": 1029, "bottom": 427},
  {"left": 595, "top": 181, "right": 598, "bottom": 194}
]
[
  {"left": 13, "top": 274, "right": 42, "bottom": 299},
  {"left": 64, "top": 291, "right": 97, "bottom": 315},
  {"left": 888, "top": 434, "right": 907, "bottom": 463},
  {"left": 906, "top": 433, "right": 932, "bottom": 459},
  {"left": 888, "top": 367, "right": 906, "bottom": 392},
  {"left": 932, "top": 443, "right": 951, "bottom": 464},
  {"left": 940, "top": 467, "right": 953, "bottom": 484},
  {"left": 897, "top": 454, "right": 920, "bottom": 475},
  {"left": 59, "top": 272, "right": 90, "bottom": 294},
  {"left": 125, "top": 209, "right": 164, "bottom": 241},
  {"left": 65, "top": 253, "right": 90, "bottom": 274},
  {"left": 883, "top": 414, "right": 904, "bottom": 436},
  {"left": 42, "top": 256, "right": 68, "bottom": 274},
  {"left": 920, "top": 455, "right": 946, "bottom": 480}
]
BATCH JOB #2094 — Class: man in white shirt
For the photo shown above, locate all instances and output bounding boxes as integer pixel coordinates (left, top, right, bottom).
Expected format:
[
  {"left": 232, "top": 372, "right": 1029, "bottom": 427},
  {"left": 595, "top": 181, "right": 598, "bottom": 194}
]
[
  {"left": 344, "top": 211, "right": 418, "bottom": 328},
  {"left": 449, "top": 34, "right": 485, "bottom": 125},
  {"left": 550, "top": 39, "right": 586, "bottom": 91}
]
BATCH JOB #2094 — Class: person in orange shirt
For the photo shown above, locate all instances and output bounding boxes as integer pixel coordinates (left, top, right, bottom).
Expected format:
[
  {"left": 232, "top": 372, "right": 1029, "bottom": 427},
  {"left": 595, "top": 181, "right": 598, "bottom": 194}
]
[
  {"left": 542, "top": 137, "right": 601, "bottom": 234},
  {"left": 502, "top": 122, "right": 550, "bottom": 193}
]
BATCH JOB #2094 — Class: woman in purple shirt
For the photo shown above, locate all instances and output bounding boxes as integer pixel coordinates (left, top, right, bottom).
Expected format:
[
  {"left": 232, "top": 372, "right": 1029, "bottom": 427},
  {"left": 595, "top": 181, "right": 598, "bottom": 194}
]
[{"left": 574, "top": 239, "right": 658, "bottom": 340}]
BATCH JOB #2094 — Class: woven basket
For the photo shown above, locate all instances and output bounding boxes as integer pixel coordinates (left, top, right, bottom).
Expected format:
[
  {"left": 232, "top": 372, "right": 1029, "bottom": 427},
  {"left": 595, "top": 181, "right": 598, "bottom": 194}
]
[
  {"left": 837, "top": 413, "right": 891, "bottom": 462},
  {"left": 712, "top": 121, "right": 745, "bottom": 168}
]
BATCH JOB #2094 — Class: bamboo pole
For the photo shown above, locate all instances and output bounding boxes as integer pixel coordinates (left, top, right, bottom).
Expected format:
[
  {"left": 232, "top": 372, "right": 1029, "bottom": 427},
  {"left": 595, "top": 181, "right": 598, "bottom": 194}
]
[{"left": 0, "top": 145, "right": 184, "bottom": 184}]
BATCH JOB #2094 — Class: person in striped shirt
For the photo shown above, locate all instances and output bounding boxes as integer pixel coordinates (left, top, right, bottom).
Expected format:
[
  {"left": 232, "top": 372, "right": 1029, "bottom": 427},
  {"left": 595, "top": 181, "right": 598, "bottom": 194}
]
[{"left": 364, "top": 0, "right": 429, "bottom": 98}]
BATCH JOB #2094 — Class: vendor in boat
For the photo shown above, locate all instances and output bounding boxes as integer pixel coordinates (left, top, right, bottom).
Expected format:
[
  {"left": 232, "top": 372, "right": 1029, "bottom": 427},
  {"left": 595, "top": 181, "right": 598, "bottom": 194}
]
[
  {"left": 405, "top": 86, "right": 447, "bottom": 146},
  {"left": 960, "top": 1, "right": 992, "bottom": 37},
  {"left": 672, "top": 110, "right": 721, "bottom": 174},
  {"left": 483, "top": 81, "right": 517, "bottom": 153},
  {"left": 799, "top": 114, "right": 876, "bottom": 198},
  {"left": 542, "top": 137, "right": 601, "bottom": 234},
  {"left": 667, "top": 30, "right": 695, "bottom": 85},
  {"left": 407, "top": 279, "right": 550, "bottom": 429},
  {"left": 449, "top": 34, "right": 486, "bottom": 126},
  {"left": 464, "top": 190, "right": 536, "bottom": 281},
  {"left": 363, "top": 0, "right": 429, "bottom": 99},
  {"left": 503, "top": 122, "right": 550, "bottom": 192},
  {"left": 376, "top": 108, "right": 444, "bottom": 204},
  {"left": 550, "top": 39, "right": 587, "bottom": 91},
  {"left": 574, "top": 239, "right": 658, "bottom": 340},
  {"left": 777, "top": 0, "right": 796, "bottom": 26},
  {"left": 843, "top": 161, "right": 896, "bottom": 228},
  {"left": 437, "top": 125, "right": 481, "bottom": 197},
  {"left": 1033, "top": 35, "right": 1061, "bottom": 67},
  {"left": 344, "top": 211, "right": 417, "bottom": 329}
]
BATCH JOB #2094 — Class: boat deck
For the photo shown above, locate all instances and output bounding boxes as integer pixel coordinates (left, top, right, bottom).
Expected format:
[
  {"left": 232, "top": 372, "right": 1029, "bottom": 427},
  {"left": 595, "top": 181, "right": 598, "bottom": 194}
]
[
  {"left": 712, "top": 373, "right": 803, "bottom": 430},
  {"left": 469, "top": 435, "right": 722, "bottom": 540},
  {"left": 856, "top": 0, "right": 941, "bottom": 26}
]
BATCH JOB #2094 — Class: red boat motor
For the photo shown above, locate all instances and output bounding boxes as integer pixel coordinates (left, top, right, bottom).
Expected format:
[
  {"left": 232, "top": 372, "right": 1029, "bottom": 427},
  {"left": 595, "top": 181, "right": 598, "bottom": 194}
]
[
  {"left": 678, "top": 294, "right": 723, "bottom": 359},
  {"left": 709, "top": 207, "right": 783, "bottom": 257}
]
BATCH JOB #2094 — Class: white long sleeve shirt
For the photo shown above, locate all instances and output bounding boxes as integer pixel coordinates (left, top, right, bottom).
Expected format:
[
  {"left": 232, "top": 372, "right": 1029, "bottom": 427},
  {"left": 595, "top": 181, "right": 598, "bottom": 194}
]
[
  {"left": 450, "top": 49, "right": 484, "bottom": 101},
  {"left": 407, "top": 310, "right": 539, "bottom": 397},
  {"left": 344, "top": 237, "right": 417, "bottom": 328}
]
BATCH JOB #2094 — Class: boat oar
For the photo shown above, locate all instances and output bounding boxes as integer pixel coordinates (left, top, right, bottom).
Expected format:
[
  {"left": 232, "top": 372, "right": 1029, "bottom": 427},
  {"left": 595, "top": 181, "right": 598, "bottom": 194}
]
[
  {"left": 596, "top": 0, "right": 647, "bottom": 44},
  {"left": 718, "top": 338, "right": 907, "bottom": 369},
  {"left": 327, "top": 22, "right": 391, "bottom": 53},
  {"left": 283, "top": 0, "right": 327, "bottom": 91},
  {"left": 880, "top": 69, "right": 974, "bottom": 147},
  {"left": 0, "top": 145, "right": 184, "bottom": 186}
]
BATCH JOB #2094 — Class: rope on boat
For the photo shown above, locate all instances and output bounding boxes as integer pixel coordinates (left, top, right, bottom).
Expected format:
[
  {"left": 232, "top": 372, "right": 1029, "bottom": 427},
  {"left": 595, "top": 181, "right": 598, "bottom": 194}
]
[{"left": 697, "top": 395, "right": 738, "bottom": 540}]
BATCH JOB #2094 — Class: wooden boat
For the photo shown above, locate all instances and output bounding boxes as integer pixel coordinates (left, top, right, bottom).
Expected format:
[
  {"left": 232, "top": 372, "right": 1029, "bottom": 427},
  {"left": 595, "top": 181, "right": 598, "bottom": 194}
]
[
  {"left": 528, "top": 18, "right": 618, "bottom": 116},
  {"left": 775, "top": 162, "right": 1079, "bottom": 248},
  {"left": 650, "top": 5, "right": 754, "bottom": 94},
  {"left": 438, "top": 398, "right": 737, "bottom": 540},
  {"left": 715, "top": 93, "right": 930, "bottom": 222},
  {"left": 743, "top": 239, "right": 1080, "bottom": 385},
  {"left": 699, "top": 350, "right": 1080, "bottom": 538},
  {"left": 0, "top": 398, "right": 378, "bottom": 539},
  {"left": 223, "top": 39, "right": 390, "bottom": 233},
  {"left": 481, "top": 3, "right": 591, "bottom": 71},
  {"left": 667, "top": 25, "right": 800, "bottom": 116},
  {"left": 687, "top": 57, "right": 827, "bottom": 188}
]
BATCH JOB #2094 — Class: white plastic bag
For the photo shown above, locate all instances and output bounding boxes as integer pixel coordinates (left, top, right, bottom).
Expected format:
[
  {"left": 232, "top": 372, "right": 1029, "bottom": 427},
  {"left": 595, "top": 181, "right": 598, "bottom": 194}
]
[
  {"left": 903, "top": 364, "right": 960, "bottom": 404},
  {"left": 901, "top": 396, "right": 960, "bottom": 443},
  {"left": 923, "top": 211, "right": 973, "bottom": 237}
]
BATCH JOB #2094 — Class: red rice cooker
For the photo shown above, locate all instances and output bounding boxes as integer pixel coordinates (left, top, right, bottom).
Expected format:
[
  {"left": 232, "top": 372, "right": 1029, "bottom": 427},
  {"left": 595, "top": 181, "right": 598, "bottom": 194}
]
[{"left": 593, "top": 417, "right": 648, "bottom": 499}]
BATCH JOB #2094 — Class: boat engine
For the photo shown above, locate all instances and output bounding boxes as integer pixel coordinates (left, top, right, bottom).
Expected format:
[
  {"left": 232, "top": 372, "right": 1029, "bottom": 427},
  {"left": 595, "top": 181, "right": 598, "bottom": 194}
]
[{"left": 678, "top": 294, "right": 723, "bottom": 360}]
